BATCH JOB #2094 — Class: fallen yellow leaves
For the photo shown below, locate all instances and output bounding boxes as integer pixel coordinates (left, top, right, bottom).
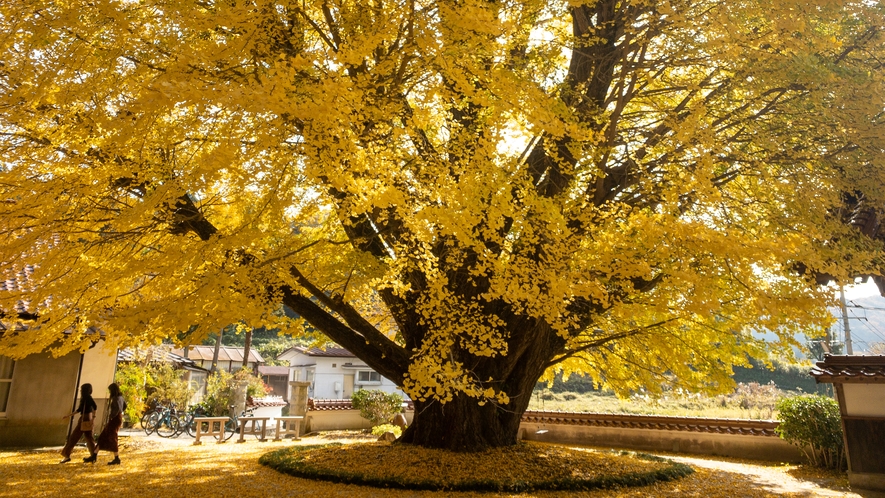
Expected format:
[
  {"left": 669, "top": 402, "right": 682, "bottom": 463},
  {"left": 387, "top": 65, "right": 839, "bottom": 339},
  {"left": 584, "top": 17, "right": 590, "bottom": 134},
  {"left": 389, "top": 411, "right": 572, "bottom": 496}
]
[
  {"left": 263, "top": 441, "right": 689, "bottom": 491},
  {"left": 0, "top": 435, "right": 855, "bottom": 497}
]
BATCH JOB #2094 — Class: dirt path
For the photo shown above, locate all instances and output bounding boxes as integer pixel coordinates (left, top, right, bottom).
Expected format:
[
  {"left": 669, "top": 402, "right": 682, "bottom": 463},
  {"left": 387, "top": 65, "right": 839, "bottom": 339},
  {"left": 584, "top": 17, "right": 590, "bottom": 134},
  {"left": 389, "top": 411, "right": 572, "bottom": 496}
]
[{"left": 666, "top": 455, "right": 882, "bottom": 498}]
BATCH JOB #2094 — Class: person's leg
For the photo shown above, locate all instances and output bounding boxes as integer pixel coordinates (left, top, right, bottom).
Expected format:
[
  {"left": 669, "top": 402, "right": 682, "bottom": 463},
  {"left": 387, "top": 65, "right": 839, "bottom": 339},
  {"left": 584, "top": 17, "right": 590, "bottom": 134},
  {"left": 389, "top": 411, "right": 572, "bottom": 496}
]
[
  {"left": 60, "top": 425, "right": 82, "bottom": 462},
  {"left": 83, "top": 431, "right": 97, "bottom": 463},
  {"left": 106, "top": 417, "right": 122, "bottom": 465}
]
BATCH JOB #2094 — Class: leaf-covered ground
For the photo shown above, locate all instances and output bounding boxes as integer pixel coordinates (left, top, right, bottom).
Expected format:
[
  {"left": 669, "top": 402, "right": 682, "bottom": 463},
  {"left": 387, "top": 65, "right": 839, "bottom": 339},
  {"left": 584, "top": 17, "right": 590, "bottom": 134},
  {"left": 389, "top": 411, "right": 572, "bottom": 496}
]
[
  {"left": 0, "top": 432, "right": 860, "bottom": 497},
  {"left": 259, "top": 441, "right": 692, "bottom": 491}
]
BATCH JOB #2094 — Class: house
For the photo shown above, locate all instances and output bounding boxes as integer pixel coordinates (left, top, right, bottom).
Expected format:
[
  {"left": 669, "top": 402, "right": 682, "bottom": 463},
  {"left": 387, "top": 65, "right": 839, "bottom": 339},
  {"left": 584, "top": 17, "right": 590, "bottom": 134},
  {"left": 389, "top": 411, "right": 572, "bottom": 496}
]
[
  {"left": 172, "top": 345, "right": 264, "bottom": 373},
  {"left": 276, "top": 345, "right": 403, "bottom": 400},
  {"left": 0, "top": 341, "right": 118, "bottom": 448},
  {"left": 1, "top": 264, "right": 118, "bottom": 447}
]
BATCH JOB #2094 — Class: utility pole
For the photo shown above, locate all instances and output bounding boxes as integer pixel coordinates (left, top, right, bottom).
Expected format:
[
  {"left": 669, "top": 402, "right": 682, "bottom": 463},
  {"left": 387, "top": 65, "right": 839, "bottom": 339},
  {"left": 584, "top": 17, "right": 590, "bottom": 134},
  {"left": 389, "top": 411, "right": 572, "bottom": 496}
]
[{"left": 840, "top": 285, "right": 853, "bottom": 355}]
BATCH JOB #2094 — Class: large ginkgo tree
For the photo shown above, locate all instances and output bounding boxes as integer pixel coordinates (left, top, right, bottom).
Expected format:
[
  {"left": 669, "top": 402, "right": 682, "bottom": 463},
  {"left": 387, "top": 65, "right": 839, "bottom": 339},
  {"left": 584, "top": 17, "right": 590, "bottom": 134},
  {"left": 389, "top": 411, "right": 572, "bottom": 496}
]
[{"left": 2, "top": 0, "right": 884, "bottom": 450}]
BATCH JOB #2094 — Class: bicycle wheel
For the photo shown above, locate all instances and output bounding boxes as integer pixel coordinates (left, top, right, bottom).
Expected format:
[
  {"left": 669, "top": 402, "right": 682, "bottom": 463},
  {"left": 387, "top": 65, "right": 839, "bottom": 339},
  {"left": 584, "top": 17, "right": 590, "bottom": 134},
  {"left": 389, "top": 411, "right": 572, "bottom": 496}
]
[
  {"left": 173, "top": 414, "right": 187, "bottom": 437},
  {"left": 218, "top": 418, "right": 236, "bottom": 441},
  {"left": 184, "top": 415, "right": 197, "bottom": 438},
  {"left": 156, "top": 415, "right": 180, "bottom": 438},
  {"left": 143, "top": 411, "right": 160, "bottom": 436},
  {"left": 140, "top": 410, "right": 153, "bottom": 432}
]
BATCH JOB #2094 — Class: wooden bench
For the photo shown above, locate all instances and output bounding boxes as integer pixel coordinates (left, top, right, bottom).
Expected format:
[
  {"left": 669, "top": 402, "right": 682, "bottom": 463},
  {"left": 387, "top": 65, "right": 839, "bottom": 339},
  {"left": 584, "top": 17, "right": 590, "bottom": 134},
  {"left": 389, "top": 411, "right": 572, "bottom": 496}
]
[
  {"left": 193, "top": 417, "right": 230, "bottom": 445},
  {"left": 273, "top": 416, "right": 304, "bottom": 441},
  {"left": 237, "top": 416, "right": 271, "bottom": 443}
]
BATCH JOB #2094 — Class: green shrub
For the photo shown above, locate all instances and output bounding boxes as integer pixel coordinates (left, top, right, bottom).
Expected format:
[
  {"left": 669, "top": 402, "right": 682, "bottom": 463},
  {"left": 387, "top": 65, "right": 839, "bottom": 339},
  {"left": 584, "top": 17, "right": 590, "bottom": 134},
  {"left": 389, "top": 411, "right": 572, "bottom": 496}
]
[
  {"left": 371, "top": 424, "right": 402, "bottom": 438},
  {"left": 114, "top": 358, "right": 194, "bottom": 424},
  {"left": 775, "top": 394, "right": 844, "bottom": 469},
  {"left": 351, "top": 389, "right": 403, "bottom": 426},
  {"left": 114, "top": 362, "right": 150, "bottom": 425},
  {"left": 149, "top": 362, "right": 194, "bottom": 408},
  {"left": 200, "top": 368, "right": 269, "bottom": 416}
]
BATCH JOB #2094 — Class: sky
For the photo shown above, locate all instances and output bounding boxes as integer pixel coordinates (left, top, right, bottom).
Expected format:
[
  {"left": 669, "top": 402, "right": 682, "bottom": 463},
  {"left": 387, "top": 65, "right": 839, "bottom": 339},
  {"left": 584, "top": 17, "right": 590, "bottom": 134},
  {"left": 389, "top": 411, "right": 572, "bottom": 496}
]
[{"left": 842, "top": 279, "right": 884, "bottom": 300}]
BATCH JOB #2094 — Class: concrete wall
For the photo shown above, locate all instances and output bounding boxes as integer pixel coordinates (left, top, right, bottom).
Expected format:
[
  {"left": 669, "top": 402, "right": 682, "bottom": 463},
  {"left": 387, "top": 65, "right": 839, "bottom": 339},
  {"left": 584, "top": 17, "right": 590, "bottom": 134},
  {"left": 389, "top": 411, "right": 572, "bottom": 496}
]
[
  {"left": 0, "top": 351, "right": 80, "bottom": 448},
  {"left": 518, "top": 421, "right": 802, "bottom": 463},
  {"left": 304, "top": 409, "right": 415, "bottom": 433},
  {"left": 0, "top": 341, "right": 119, "bottom": 448},
  {"left": 300, "top": 409, "right": 799, "bottom": 464}
]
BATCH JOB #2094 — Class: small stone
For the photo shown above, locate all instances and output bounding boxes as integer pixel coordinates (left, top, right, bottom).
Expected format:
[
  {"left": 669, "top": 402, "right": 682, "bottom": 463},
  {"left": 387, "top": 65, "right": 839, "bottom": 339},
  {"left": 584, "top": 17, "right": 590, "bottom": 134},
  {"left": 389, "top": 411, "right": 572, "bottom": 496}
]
[{"left": 377, "top": 431, "right": 397, "bottom": 442}]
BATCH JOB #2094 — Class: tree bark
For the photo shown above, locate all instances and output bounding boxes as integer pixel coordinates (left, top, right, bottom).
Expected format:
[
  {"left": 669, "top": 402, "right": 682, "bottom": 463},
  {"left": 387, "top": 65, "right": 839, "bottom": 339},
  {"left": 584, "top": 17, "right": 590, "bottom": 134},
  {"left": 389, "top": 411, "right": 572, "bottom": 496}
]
[
  {"left": 243, "top": 328, "right": 253, "bottom": 372},
  {"left": 399, "top": 394, "right": 530, "bottom": 452},
  {"left": 211, "top": 329, "right": 223, "bottom": 374}
]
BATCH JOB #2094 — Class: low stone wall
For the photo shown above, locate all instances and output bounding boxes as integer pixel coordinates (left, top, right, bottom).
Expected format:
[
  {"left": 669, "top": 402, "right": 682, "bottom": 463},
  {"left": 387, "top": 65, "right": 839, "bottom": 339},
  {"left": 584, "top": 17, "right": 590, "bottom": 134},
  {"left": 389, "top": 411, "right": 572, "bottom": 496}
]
[
  {"left": 304, "top": 400, "right": 414, "bottom": 433},
  {"left": 520, "top": 411, "right": 802, "bottom": 462},
  {"left": 302, "top": 402, "right": 800, "bottom": 462}
]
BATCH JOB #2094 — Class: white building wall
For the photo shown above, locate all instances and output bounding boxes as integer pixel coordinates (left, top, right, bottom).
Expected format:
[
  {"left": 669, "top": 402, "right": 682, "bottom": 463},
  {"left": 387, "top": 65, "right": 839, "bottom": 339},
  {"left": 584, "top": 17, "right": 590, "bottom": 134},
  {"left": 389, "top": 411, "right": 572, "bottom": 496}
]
[
  {"left": 80, "top": 340, "right": 118, "bottom": 394},
  {"left": 278, "top": 350, "right": 405, "bottom": 400}
]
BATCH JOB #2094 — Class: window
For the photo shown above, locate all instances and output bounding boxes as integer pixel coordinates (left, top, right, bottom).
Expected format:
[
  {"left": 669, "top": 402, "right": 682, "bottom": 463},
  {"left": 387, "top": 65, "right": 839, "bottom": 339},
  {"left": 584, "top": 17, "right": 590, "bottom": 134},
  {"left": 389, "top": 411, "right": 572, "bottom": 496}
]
[
  {"left": 0, "top": 355, "right": 14, "bottom": 416},
  {"left": 305, "top": 369, "right": 316, "bottom": 397},
  {"left": 357, "top": 370, "right": 381, "bottom": 383}
]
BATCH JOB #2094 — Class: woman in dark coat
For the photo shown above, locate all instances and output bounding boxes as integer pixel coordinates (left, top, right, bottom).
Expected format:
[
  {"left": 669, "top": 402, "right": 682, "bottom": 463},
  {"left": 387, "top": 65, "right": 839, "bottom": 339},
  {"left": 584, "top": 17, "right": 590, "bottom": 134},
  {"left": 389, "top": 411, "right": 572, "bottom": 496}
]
[
  {"left": 60, "top": 383, "right": 97, "bottom": 464},
  {"left": 89, "top": 383, "right": 124, "bottom": 465}
]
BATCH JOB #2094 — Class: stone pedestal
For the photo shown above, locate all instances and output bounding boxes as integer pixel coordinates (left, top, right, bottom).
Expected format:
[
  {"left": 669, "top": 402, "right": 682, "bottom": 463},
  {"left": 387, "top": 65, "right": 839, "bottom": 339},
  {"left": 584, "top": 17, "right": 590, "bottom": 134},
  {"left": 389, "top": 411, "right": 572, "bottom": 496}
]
[
  {"left": 812, "top": 355, "right": 885, "bottom": 492},
  {"left": 232, "top": 379, "right": 248, "bottom": 416},
  {"left": 289, "top": 381, "right": 311, "bottom": 417}
]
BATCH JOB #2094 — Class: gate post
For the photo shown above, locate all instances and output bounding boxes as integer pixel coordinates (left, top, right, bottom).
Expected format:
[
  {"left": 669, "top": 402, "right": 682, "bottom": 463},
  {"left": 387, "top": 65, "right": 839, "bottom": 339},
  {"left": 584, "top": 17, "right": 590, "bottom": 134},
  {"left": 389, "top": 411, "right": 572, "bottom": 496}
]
[{"left": 811, "top": 354, "right": 885, "bottom": 492}]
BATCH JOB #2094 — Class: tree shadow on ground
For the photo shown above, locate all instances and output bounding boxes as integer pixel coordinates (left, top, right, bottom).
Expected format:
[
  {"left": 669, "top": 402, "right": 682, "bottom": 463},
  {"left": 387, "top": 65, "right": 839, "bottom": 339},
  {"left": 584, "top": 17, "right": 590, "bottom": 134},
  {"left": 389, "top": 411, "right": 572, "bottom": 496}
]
[{"left": 785, "top": 466, "right": 858, "bottom": 495}]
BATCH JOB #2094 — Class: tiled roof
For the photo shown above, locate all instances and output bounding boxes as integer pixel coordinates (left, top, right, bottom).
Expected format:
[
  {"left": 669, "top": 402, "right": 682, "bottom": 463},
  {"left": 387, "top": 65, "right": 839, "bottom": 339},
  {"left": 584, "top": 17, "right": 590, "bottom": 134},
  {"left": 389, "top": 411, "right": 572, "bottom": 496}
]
[
  {"left": 290, "top": 346, "right": 356, "bottom": 358},
  {"left": 172, "top": 345, "right": 264, "bottom": 363},
  {"left": 1, "top": 263, "right": 38, "bottom": 316},
  {"left": 117, "top": 347, "right": 202, "bottom": 369},
  {"left": 247, "top": 396, "right": 287, "bottom": 408},
  {"left": 810, "top": 354, "right": 885, "bottom": 383},
  {"left": 258, "top": 365, "right": 290, "bottom": 376},
  {"left": 520, "top": 411, "right": 780, "bottom": 437},
  {"left": 307, "top": 398, "right": 415, "bottom": 411}
]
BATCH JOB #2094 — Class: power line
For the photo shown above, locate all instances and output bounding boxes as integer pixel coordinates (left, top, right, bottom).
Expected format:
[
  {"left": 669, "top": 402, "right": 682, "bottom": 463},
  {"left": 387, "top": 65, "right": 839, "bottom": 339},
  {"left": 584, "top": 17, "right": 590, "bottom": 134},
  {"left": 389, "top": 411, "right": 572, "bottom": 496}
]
[{"left": 847, "top": 307, "right": 885, "bottom": 343}]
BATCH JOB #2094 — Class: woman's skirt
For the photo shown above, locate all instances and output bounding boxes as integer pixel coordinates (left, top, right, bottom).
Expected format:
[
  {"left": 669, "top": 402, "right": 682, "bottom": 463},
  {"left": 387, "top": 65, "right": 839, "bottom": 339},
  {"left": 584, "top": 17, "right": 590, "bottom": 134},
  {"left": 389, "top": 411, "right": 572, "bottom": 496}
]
[{"left": 96, "top": 414, "right": 122, "bottom": 453}]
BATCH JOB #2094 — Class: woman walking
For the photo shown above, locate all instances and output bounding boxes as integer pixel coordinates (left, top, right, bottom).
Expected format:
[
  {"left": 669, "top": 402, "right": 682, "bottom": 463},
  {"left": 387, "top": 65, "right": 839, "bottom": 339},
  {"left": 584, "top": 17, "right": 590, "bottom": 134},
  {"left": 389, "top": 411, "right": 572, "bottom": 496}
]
[
  {"left": 87, "top": 383, "right": 125, "bottom": 465},
  {"left": 60, "top": 383, "right": 97, "bottom": 464}
]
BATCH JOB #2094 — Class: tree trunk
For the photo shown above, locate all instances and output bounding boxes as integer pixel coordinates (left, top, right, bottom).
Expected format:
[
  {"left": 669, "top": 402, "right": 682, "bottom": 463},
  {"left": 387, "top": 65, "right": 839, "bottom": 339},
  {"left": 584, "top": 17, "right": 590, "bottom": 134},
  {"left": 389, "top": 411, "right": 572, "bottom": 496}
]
[
  {"left": 211, "top": 329, "right": 223, "bottom": 373},
  {"left": 243, "top": 328, "right": 253, "bottom": 372},
  {"left": 398, "top": 393, "right": 530, "bottom": 452}
]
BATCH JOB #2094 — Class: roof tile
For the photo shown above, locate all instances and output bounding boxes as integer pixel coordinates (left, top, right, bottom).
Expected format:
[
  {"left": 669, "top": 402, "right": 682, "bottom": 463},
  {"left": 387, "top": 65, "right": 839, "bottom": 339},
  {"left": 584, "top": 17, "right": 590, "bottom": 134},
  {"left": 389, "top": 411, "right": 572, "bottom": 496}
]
[{"left": 810, "top": 354, "right": 885, "bottom": 383}]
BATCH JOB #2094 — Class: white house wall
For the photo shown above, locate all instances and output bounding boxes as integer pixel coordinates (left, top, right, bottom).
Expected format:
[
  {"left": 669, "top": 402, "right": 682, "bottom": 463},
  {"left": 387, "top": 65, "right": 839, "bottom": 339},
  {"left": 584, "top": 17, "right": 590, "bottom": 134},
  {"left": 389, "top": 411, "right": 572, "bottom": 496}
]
[
  {"left": 81, "top": 341, "right": 118, "bottom": 398},
  {"left": 280, "top": 351, "right": 403, "bottom": 400}
]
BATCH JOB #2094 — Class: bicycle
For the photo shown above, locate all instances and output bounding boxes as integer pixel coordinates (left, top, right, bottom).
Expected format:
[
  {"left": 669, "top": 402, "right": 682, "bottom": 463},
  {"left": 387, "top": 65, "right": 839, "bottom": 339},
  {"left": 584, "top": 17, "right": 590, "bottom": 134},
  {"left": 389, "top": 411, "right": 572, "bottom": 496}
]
[
  {"left": 145, "top": 403, "right": 180, "bottom": 438},
  {"left": 141, "top": 402, "right": 166, "bottom": 436},
  {"left": 216, "top": 404, "right": 258, "bottom": 441},
  {"left": 181, "top": 405, "right": 209, "bottom": 438}
]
